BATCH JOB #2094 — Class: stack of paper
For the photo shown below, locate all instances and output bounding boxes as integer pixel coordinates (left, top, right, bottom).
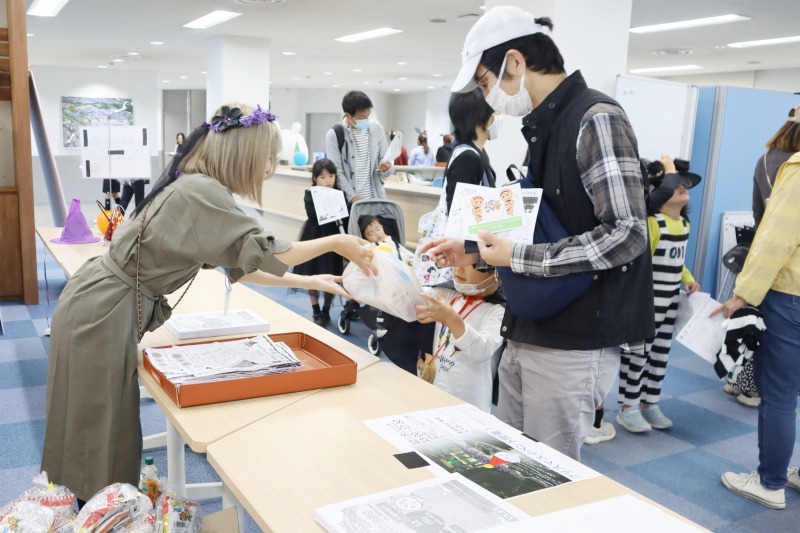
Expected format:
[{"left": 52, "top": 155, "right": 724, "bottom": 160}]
[
  {"left": 144, "top": 335, "right": 301, "bottom": 385},
  {"left": 163, "top": 309, "right": 270, "bottom": 340},
  {"left": 314, "top": 475, "right": 530, "bottom": 533}
]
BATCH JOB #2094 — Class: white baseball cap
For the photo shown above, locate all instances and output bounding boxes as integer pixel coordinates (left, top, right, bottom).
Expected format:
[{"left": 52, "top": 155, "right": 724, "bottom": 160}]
[{"left": 452, "top": 6, "right": 548, "bottom": 93}]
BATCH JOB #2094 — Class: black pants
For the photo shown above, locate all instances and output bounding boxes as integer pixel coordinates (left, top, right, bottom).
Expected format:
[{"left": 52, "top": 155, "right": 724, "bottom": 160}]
[{"left": 120, "top": 180, "right": 146, "bottom": 212}]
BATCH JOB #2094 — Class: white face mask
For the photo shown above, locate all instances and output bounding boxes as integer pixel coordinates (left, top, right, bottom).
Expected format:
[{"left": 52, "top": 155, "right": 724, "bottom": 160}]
[
  {"left": 454, "top": 275, "right": 496, "bottom": 296},
  {"left": 487, "top": 114, "right": 503, "bottom": 141},
  {"left": 484, "top": 54, "right": 534, "bottom": 117}
]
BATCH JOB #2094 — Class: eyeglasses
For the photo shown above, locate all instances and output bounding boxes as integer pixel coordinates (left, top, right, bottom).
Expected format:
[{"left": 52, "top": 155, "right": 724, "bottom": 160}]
[{"left": 474, "top": 64, "right": 498, "bottom": 87}]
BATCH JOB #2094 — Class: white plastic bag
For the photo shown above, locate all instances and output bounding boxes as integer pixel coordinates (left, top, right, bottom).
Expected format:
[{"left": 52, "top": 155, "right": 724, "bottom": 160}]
[{"left": 342, "top": 245, "right": 426, "bottom": 322}]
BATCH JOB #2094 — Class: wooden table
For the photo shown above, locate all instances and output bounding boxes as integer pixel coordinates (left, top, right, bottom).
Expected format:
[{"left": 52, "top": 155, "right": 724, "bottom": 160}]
[
  {"left": 207, "top": 362, "right": 709, "bottom": 533},
  {"left": 36, "top": 226, "right": 106, "bottom": 277},
  {"left": 137, "top": 267, "right": 379, "bottom": 501}
]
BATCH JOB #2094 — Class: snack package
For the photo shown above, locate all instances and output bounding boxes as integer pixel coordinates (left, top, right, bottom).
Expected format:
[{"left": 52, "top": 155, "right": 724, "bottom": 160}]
[
  {"left": 73, "top": 483, "right": 153, "bottom": 533},
  {"left": 0, "top": 471, "right": 75, "bottom": 532},
  {"left": 342, "top": 245, "right": 426, "bottom": 322},
  {"left": 0, "top": 500, "right": 54, "bottom": 533},
  {"left": 153, "top": 490, "right": 202, "bottom": 533}
]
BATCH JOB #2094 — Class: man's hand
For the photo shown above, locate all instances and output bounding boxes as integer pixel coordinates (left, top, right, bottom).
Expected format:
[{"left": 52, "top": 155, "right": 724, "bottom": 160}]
[
  {"left": 419, "top": 238, "right": 477, "bottom": 267},
  {"left": 378, "top": 161, "right": 391, "bottom": 173},
  {"left": 349, "top": 194, "right": 365, "bottom": 205},
  {"left": 476, "top": 231, "right": 513, "bottom": 267}
]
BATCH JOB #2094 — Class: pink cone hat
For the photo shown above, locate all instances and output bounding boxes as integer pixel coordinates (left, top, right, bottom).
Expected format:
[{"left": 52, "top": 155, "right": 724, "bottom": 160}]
[{"left": 51, "top": 198, "right": 100, "bottom": 244}]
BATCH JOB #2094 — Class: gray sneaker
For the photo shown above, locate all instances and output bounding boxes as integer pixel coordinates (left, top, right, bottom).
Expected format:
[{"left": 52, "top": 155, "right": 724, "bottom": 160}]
[
  {"left": 616, "top": 407, "right": 652, "bottom": 433},
  {"left": 641, "top": 404, "right": 673, "bottom": 429},
  {"left": 788, "top": 467, "right": 800, "bottom": 493},
  {"left": 722, "top": 471, "right": 785, "bottom": 509}
]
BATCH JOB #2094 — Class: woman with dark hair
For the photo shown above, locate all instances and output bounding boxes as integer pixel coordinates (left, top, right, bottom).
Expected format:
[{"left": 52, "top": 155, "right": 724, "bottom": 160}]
[
  {"left": 442, "top": 88, "right": 499, "bottom": 213},
  {"left": 753, "top": 104, "right": 800, "bottom": 227}
]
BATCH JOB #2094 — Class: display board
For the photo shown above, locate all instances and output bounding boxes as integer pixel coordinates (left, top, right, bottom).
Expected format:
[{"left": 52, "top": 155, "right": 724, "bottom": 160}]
[
  {"left": 615, "top": 75, "right": 699, "bottom": 161},
  {"left": 81, "top": 125, "right": 150, "bottom": 179}
]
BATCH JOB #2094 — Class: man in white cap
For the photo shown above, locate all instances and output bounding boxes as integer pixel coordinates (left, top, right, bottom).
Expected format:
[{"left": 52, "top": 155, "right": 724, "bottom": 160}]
[{"left": 423, "top": 6, "right": 654, "bottom": 460}]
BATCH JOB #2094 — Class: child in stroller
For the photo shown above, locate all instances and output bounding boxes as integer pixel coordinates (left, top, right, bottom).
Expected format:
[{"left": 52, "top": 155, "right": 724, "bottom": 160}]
[{"left": 337, "top": 200, "right": 435, "bottom": 373}]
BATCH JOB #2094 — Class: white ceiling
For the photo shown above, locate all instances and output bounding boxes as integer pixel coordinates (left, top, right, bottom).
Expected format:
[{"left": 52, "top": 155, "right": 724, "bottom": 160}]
[{"left": 24, "top": 0, "right": 800, "bottom": 92}]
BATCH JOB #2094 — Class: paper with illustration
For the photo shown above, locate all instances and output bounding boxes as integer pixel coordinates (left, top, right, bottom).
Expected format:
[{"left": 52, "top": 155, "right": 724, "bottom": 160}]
[
  {"left": 314, "top": 475, "right": 530, "bottom": 533},
  {"left": 444, "top": 182, "right": 542, "bottom": 242},
  {"left": 310, "top": 186, "right": 349, "bottom": 225},
  {"left": 364, "top": 404, "right": 597, "bottom": 500}
]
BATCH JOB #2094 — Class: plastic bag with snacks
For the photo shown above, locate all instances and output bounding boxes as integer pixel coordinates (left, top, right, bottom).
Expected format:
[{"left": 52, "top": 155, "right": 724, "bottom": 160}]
[
  {"left": 342, "top": 244, "right": 426, "bottom": 322},
  {"left": 153, "top": 490, "right": 202, "bottom": 533},
  {"left": 0, "top": 500, "right": 54, "bottom": 533},
  {"left": 73, "top": 483, "right": 153, "bottom": 533},
  {"left": 0, "top": 471, "right": 75, "bottom": 533}
]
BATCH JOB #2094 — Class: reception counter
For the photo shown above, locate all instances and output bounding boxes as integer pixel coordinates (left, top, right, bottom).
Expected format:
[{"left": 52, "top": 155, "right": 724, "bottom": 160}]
[{"left": 240, "top": 166, "right": 442, "bottom": 246}]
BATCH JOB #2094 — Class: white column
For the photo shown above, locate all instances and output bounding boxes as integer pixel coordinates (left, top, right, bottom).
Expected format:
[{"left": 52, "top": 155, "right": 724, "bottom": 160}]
[
  {"left": 206, "top": 36, "right": 271, "bottom": 119},
  {"left": 483, "top": 0, "right": 633, "bottom": 181}
]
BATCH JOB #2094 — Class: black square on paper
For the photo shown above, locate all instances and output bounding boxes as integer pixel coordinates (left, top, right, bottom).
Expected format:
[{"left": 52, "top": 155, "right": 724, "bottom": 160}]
[{"left": 394, "top": 452, "right": 429, "bottom": 469}]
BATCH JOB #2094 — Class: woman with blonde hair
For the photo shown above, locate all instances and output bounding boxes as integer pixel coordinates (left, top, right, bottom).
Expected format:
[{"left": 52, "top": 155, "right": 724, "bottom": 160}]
[{"left": 41, "top": 103, "right": 375, "bottom": 505}]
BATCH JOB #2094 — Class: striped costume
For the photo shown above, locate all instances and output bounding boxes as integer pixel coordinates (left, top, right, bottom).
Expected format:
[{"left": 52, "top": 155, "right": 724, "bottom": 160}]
[{"left": 620, "top": 213, "right": 691, "bottom": 406}]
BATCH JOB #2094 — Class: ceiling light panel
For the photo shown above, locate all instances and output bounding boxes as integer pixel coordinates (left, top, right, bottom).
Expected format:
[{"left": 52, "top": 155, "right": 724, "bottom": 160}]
[
  {"left": 335, "top": 27, "right": 403, "bottom": 43},
  {"left": 27, "top": 0, "right": 71, "bottom": 17},
  {"left": 184, "top": 11, "right": 242, "bottom": 30},
  {"left": 630, "top": 14, "right": 750, "bottom": 34},
  {"left": 629, "top": 65, "right": 702, "bottom": 74},
  {"left": 727, "top": 35, "right": 800, "bottom": 48}
]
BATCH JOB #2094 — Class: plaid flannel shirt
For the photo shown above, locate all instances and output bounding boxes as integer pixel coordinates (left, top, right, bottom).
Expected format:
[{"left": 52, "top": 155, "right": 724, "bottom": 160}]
[{"left": 510, "top": 103, "right": 647, "bottom": 277}]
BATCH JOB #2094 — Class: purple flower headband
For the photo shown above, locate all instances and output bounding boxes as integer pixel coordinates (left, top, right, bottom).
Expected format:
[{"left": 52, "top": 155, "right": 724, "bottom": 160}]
[{"left": 203, "top": 105, "right": 277, "bottom": 132}]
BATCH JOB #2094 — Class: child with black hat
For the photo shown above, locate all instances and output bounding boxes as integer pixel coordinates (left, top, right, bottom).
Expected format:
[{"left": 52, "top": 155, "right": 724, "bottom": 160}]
[{"left": 616, "top": 155, "right": 702, "bottom": 434}]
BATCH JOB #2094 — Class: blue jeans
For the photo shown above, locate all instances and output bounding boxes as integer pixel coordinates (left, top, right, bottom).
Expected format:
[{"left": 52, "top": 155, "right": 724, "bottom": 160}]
[{"left": 755, "top": 290, "right": 800, "bottom": 489}]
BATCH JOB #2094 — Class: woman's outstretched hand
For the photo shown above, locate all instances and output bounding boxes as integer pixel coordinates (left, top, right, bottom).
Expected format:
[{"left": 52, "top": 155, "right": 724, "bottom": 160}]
[
  {"left": 336, "top": 235, "right": 378, "bottom": 276},
  {"left": 306, "top": 274, "right": 349, "bottom": 298}
]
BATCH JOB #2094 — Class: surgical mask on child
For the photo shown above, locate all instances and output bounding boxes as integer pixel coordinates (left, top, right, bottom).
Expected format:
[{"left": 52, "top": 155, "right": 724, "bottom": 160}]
[
  {"left": 454, "top": 276, "right": 496, "bottom": 296},
  {"left": 484, "top": 55, "right": 534, "bottom": 117},
  {"left": 487, "top": 114, "right": 503, "bottom": 140}
]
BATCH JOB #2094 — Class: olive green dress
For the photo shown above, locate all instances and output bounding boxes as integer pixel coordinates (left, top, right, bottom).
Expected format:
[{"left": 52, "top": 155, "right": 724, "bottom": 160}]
[{"left": 42, "top": 174, "right": 291, "bottom": 500}]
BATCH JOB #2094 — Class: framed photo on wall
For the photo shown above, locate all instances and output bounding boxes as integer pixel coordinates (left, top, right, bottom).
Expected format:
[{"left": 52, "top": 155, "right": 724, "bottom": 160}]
[{"left": 61, "top": 96, "right": 134, "bottom": 147}]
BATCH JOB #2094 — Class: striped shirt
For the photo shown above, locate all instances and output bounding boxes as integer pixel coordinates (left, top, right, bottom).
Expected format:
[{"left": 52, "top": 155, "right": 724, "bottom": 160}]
[
  {"left": 351, "top": 127, "right": 373, "bottom": 199},
  {"left": 510, "top": 103, "right": 647, "bottom": 277}
]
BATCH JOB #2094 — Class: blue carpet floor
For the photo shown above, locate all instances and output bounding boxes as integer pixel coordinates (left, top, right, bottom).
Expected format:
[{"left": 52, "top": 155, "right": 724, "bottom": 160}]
[{"left": 0, "top": 237, "right": 798, "bottom": 532}]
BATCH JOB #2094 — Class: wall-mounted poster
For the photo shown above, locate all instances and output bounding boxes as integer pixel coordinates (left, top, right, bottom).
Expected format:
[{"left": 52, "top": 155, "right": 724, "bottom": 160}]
[{"left": 61, "top": 96, "right": 134, "bottom": 147}]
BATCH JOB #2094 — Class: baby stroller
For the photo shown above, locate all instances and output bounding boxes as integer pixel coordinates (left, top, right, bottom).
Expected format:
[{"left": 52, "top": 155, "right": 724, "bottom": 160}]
[{"left": 337, "top": 199, "right": 435, "bottom": 373}]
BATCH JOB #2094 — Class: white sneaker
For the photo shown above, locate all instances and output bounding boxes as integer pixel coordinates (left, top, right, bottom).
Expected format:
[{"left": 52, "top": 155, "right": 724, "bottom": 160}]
[
  {"left": 737, "top": 392, "right": 761, "bottom": 407},
  {"left": 616, "top": 407, "right": 652, "bottom": 433},
  {"left": 723, "top": 382, "right": 741, "bottom": 395},
  {"left": 721, "top": 471, "right": 785, "bottom": 509},
  {"left": 788, "top": 467, "right": 800, "bottom": 493},
  {"left": 585, "top": 422, "right": 616, "bottom": 445}
]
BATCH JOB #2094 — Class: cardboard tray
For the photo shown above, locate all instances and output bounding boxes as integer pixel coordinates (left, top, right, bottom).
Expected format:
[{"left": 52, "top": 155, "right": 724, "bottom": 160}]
[{"left": 142, "top": 332, "right": 357, "bottom": 408}]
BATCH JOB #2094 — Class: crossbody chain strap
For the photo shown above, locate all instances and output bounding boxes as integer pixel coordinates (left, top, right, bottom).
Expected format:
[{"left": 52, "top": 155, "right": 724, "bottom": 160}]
[{"left": 136, "top": 200, "right": 197, "bottom": 341}]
